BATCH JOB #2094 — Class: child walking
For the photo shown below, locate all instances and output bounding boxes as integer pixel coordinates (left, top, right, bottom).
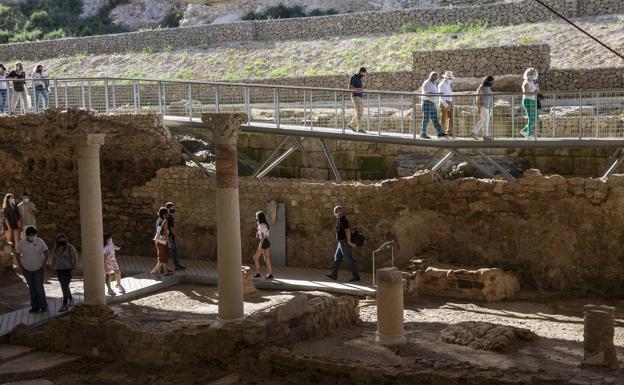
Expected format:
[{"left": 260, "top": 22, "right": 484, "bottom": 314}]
[
  {"left": 252, "top": 211, "right": 273, "bottom": 279},
  {"left": 103, "top": 233, "right": 125, "bottom": 296}
]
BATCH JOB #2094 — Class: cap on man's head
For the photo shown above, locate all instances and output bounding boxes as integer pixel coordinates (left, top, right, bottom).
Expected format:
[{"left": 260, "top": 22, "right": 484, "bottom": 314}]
[
  {"left": 165, "top": 201, "right": 175, "bottom": 208},
  {"left": 359, "top": 67, "right": 367, "bottom": 73}
]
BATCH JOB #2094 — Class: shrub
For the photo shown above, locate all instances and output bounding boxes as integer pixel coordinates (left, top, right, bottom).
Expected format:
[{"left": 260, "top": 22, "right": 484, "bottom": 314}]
[
  {"left": 161, "top": 8, "right": 184, "bottom": 28},
  {"left": 243, "top": 4, "right": 338, "bottom": 21}
]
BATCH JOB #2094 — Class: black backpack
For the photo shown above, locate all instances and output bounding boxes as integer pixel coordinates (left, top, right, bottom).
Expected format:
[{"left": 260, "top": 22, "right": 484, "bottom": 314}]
[{"left": 350, "top": 229, "right": 366, "bottom": 248}]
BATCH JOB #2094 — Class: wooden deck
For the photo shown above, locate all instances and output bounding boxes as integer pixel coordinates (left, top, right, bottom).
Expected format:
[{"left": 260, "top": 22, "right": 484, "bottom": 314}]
[{"left": 0, "top": 255, "right": 374, "bottom": 337}]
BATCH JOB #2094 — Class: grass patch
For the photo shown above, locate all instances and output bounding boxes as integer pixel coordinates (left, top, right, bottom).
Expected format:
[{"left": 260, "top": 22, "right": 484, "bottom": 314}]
[{"left": 399, "top": 22, "right": 488, "bottom": 35}]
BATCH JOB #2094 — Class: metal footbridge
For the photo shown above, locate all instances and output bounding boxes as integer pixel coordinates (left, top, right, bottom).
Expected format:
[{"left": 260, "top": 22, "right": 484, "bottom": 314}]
[{"left": 13, "top": 77, "right": 624, "bottom": 179}]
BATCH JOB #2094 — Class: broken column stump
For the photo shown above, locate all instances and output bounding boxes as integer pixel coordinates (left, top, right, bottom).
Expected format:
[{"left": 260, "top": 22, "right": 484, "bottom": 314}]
[{"left": 582, "top": 305, "right": 618, "bottom": 370}]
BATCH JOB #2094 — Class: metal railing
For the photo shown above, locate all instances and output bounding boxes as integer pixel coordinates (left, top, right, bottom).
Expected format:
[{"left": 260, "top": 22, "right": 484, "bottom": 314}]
[{"left": 3, "top": 77, "right": 624, "bottom": 140}]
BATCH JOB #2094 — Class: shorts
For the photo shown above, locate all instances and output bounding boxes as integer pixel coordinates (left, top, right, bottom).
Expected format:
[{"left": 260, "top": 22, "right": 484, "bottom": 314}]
[{"left": 261, "top": 239, "right": 271, "bottom": 250}]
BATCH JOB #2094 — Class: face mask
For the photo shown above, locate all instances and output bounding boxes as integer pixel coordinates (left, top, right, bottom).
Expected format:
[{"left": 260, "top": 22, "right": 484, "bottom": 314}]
[
  {"left": 23, "top": 197, "right": 29, "bottom": 203},
  {"left": 531, "top": 74, "right": 538, "bottom": 80},
  {"left": 27, "top": 235, "right": 35, "bottom": 242},
  {"left": 58, "top": 240, "right": 67, "bottom": 246},
  {"left": 9, "top": 198, "right": 15, "bottom": 205},
  {"left": 107, "top": 239, "right": 113, "bottom": 245},
  {"left": 334, "top": 212, "right": 341, "bottom": 218},
  {"left": 169, "top": 209, "right": 175, "bottom": 213}
]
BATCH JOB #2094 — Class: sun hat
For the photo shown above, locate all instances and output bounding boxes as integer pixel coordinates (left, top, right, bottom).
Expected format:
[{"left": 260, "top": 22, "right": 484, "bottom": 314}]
[{"left": 442, "top": 71, "right": 455, "bottom": 79}]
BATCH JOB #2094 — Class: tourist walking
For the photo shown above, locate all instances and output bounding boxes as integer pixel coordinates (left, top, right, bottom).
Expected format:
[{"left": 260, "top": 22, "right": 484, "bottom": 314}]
[
  {"left": 32, "top": 64, "right": 49, "bottom": 113},
  {"left": 7, "top": 63, "right": 28, "bottom": 114},
  {"left": 0, "top": 64, "right": 8, "bottom": 115},
  {"left": 17, "top": 192, "right": 37, "bottom": 237},
  {"left": 51, "top": 233, "right": 78, "bottom": 312},
  {"left": 3, "top": 193, "right": 21, "bottom": 248},
  {"left": 15, "top": 226, "right": 48, "bottom": 313},
  {"left": 103, "top": 233, "right": 125, "bottom": 295},
  {"left": 472, "top": 75, "right": 495, "bottom": 140},
  {"left": 151, "top": 207, "right": 173, "bottom": 277},
  {"left": 326, "top": 206, "right": 360, "bottom": 282},
  {"left": 420, "top": 72, "right": 447, "bottom": 139},
  {"left": 165, "top": 201, "right": 185, "bottom": 270},
  {"left": 521, "top": 67, "right": 540, "bottom": 139},
  {"left": 347, "top": 67, "right": 367, "bottom": 133},
  {"left": 252, "top": 211, "right": 273, "bottom": 279},
  {"left": 438, "top": 71, "right": 454, "bottom": 136}
]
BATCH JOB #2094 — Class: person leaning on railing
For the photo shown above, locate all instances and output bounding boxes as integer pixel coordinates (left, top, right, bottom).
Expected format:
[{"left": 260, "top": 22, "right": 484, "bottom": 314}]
[
  {"left": 32, "top": 64, "right": 49, "bottom": 113},
  {"left": 7, "top": 63, "right": 28, "bottom": 115},
  {"left": 521, "top": 67, "right": 540, "bottom": 139}
]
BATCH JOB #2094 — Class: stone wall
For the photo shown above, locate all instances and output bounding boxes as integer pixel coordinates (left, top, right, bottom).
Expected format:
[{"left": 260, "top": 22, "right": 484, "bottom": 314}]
[
  {"left": 0, "top": 110, "right": 182, "bottom": 252},
  {"left": 412, "top": 44, "right": 550, "bottom": 80},
  {"left": 132, "top": 167, "right": 624, "bottom": 295},
  {"left": 10, "top": 293, "right": 359, "bottom": 366},
  {"left": 1, "top": 0, "right": 622, "bottom": 60}
]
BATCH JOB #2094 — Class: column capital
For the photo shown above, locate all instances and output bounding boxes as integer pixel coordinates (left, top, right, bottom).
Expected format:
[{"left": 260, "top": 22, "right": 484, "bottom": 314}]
[
  {"left": 73, "top": 133, "right": 106, "bottom": 149},
  {"left": 202, "top": 113, "right": 246, "bottom": 145}
]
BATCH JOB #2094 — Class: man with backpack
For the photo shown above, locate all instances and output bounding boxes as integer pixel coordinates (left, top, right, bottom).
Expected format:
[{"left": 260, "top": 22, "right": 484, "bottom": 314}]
[{"left": 326, "top": 205, "right": 360, "bottom": 282}]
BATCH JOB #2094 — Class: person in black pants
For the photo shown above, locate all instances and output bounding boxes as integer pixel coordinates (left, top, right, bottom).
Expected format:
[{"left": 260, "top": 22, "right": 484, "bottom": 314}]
[
  {"left": 165, "top": 202, "right": 186, "bottom": 271},
  {"left": 50, "top": 233, "right": 78, "bottom": 312},
  {"left": 326, "top": 206, "right": 360, "bottom": 282},
  {"left": 15, "top": 226, "right": 49, "bottom": 313}
]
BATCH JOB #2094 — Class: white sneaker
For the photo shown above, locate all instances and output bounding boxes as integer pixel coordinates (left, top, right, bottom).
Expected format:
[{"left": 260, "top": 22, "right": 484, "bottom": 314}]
[
  {"left": 526, "top": 135, "right": 536, "bottom": 140},
  {"left": 519, "top": 130, "right": 528, "bottom": 138}
]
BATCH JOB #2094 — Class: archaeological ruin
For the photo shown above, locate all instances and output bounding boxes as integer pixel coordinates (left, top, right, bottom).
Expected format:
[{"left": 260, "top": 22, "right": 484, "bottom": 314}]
[{"left": 0, "top": 0, "right": 622, "bottom": 384}]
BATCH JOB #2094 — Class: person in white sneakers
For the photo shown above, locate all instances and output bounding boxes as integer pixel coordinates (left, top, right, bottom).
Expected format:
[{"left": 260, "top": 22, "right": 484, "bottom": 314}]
[{"left": 472, "top": 75, "right": 494, "bottom": 140}]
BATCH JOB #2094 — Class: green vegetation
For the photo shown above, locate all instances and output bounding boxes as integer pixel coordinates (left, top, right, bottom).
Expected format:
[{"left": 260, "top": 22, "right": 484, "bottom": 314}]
[
  {"left": 160, "top": 8, "right": 184, "bottom": 28},
  {"left": 399, "top": 22, "right": 488, "bottom": 35},
  {"left": 243, "top": 4, "right": 338, "bottom": 21},
  {"left": 0, "top": 0, "right": 129, "bottom": 43}
]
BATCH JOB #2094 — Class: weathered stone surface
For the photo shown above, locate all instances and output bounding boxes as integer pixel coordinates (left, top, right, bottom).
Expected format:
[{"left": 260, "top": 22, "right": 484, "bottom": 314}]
[
  {"left": 582, "top": 305, "right": 618, "bottom": 369},
  {"left": 0, "top": 351, "right": 79, "bottom": 375},
  {"left": 421, "top": 267, "right": 519, "bottom": 302},
  {"left": 440, "top": 321, "right": 537, "bottom": 352}
]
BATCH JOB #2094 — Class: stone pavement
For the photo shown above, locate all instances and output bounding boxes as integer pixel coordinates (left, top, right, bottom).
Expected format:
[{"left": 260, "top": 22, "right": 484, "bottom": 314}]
[
  {"left": 0, "top": 343, "right": 77, "bottom": 383},
  {"left": 0, "top": 255, "right": 374, "bottom": 337}
]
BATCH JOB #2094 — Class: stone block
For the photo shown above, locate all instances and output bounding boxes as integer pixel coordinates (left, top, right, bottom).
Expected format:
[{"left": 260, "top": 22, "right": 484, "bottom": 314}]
[{"left": 422, "top": 267, "right": 519, "bottom": 302}]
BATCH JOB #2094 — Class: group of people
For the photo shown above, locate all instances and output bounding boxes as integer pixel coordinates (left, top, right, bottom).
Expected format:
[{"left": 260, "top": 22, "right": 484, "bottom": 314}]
[
  {"left": 151, "top": 201, "right": 186, "bottom": 277},
  {"left": 348, "top": 66, "right": 542, "bottom": 140},
  {"left": 0, "top": 63, "right": 49, "bottom": 115}
]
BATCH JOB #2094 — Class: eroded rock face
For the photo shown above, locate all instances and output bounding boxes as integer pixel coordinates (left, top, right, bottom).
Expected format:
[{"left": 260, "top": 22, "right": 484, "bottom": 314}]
[
  {"left": 441, "top": 321, "right": 537, "bottom": 352},
  {"left": 422, "top": 267, "right": 520, "bottom": 302}
]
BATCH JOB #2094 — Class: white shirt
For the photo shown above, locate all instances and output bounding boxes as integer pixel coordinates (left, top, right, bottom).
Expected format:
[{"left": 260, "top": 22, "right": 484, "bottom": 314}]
[
  {"left": 438, "top": 79, "right": 453, "bottom": 106},
  {"left": 421, "top": 79, "right": 439, "bottom": 103},
  {"left": 33, "top": 71, "right": 47, "bottom": 88},
  {"left": 522, "top": 79, "right": 538, "bottom": 101},
  {"left": 16, "top": 238, "right": 48, "bottom": 271},
  {"left": 257, "top": 223, "right": 270, "bottom": 239}
]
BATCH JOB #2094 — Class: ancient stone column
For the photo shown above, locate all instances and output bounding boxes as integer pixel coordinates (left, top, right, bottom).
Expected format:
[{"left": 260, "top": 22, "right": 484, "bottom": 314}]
[
  {"left": 203, "top": 113, "right": 247, "bottom": 321},
  {"left": 375, "top": 267, "right": 406, "bottom": 346},
  {"left": 582, "top": 305, "right": 618, "bottom": 369},
  {"left": 74, "top": 134, "right": 106, "bottom": 305}
]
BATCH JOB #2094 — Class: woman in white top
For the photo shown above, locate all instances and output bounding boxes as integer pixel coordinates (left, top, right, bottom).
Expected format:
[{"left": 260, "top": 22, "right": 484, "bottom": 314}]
[
  {"left": 521, "top": 67, "right": 540, "bottom": 139},
  {"left": 252, "top": 211, "right": 273, "bottom": 279}
]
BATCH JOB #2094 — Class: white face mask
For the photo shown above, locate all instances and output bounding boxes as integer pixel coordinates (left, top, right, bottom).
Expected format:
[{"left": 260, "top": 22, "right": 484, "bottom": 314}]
[
  {"left": 531, "top": 73, "right": 538, "bottom": 80},
  {"left": 23, "top": 197, "right": 29, "bottom": 203},
  {"left": 9, "top": 198, "right": 15, "bottom": 205},
  {"left": 27, "top": 235, "right": 36, "bottom": 242},
  {"left": 334, "top": 212, "right": 341, "bottom": 218}
]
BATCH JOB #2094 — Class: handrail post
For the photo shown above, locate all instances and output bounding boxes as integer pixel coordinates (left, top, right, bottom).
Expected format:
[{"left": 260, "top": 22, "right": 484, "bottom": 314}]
[
  {"left": 341, "top": 92, "right": 346, "bottom": 134},
  {"left": 245, "top": 87, "right": 251, "bottom": 123},
  {"left": 111, "top": 79, "right": 116, "bottom": 111},
  {"left": 511, "top": 95, "right": 515, "bottom": 138},
  {"left": 188, "top": 83, "right": 193, "bottom": 120},
  {"left": 104, "top": 79, "right": 109, "bottom": 113},
  {"left": 309, "top": 90, "right": 313, "bottom": 130},
  {"left": 53, "top": 79, "right": 59, "bottom": 109},
  {"left": 377, "top": 94, "right": 382, "bottom": 135},
  {"left": 63, "top": 81, "right": 68, "bottom": 109},
  {"left": 161, "top": 81, "right": 166, "bottom": 114},
  {"left": 215, "top": 85, "right": 220, "bottom": 113},
  {"left": 133, "top": 81, "right": 138, "bottom": 113},
  {"left": 136, "top": 81, "right": 141, "bottom": 111},
  {"left": 334, "top": 91, "right": 338, "bottom": 130},
  {"left": 157, "top": 81, "right": 163, "bottom": 114},
  {"left": 412, "top": 101, "right": 417, "bottom": 139},
  {"left": 5, "top": 79, "right": 10, "bottom": 114},
  {"left": 367, "top": 93, "right": 371, "bottom": 132},
  {"left": 81, "top": 80, "right": 86, "bottom": 109},
  {"left": 274, "top": 88, "right": 280, "bottom": 128},
  {"left": 303, "top": 89, "right": 307, "bottom": 127},
  {"left": 87, "top": 80, "right": 92, "bottom": 110},
  {"left": 578, "top": 91, "right": 583, "bottom": 139},
  {"left": 400, "top": 95, "right": 404, "bottom": 134},
  {"left": 372, "top": 251, "right": 376, "bottom": 286},
  {"left": 31, "top": 79, "right": 36, "bottom": 113}
]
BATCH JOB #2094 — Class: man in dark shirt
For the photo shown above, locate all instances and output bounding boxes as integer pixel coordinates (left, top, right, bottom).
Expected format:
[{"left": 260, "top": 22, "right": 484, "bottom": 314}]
[
  {"left": 165, "top": 202, "right": 186, "bottom": 270},
  {"left": 326, "top": 205, "right": 360, "bottom": 282},
  {"left": 347, "top": 67, "right": 367, "bottom": 134}
]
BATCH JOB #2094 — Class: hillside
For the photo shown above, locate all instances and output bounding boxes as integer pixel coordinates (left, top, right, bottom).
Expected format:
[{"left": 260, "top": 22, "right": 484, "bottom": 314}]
[{"left": 15, "top": 14, "right": 624, "bottom": 83}]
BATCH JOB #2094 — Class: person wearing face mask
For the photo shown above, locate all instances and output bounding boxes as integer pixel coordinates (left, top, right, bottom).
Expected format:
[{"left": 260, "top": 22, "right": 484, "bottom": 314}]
[
  {"left": 15, "top": 226, "right": 48, "bottom": 313},
  {"left": 51, "top": 233, "right": 78, "bottom": 312},
  {"left": 347, "top": 67, "right": 367, "bottom": 133},
  {"left": 165, "top": 201, "right": 185, "bottom": 270},
  {"left": 438, "top": 71, "right": 455, "bottom": 136},
  {"left": 103, "top": 233, "right": 125, "bottom": 296},
  {"left": 17, "top": 192, "right": 38, "bottom": 237},
  {"left": 32, "top": 64, "right": 49, "bottom": 113},
  {"left": 0, "top": 64, "right": 8, "bottom": 115},
  {"left": 2, "top": 193, "right": 22, "bottom": 248},
  {"left": 521, "top": 67, "right": 540, "bottom": 139},
  {"left": 420, "top": 72, "right": 447, "bottom": 139},
  {"left": 7, "top": 63, "right": 28, "bottom": 115},
  {"left": 472, "top": 75, "right": 495, "bottom": 140},
  {"left": 326, "top": 206, "right": 360, "bottom": 282}
]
